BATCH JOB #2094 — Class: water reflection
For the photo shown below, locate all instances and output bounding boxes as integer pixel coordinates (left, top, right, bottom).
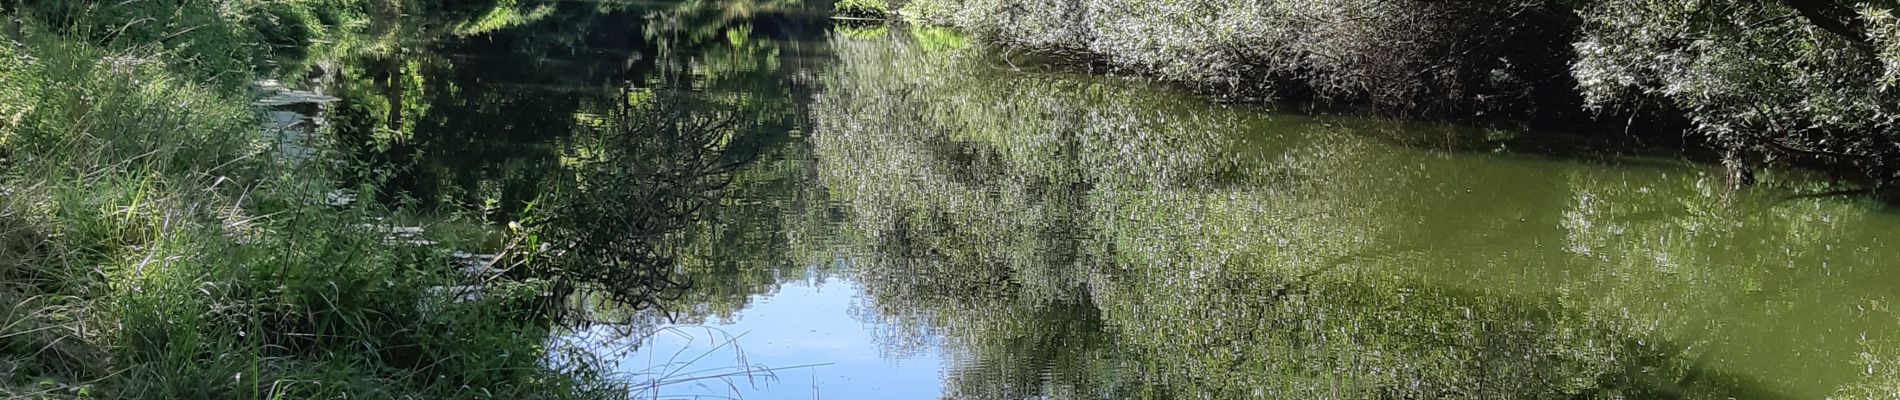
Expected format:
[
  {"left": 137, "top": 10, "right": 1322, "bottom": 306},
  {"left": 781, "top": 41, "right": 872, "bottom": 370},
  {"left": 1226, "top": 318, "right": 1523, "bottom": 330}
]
[
  {"left": 309, "top": 1, "right": 832, "bottom": 320},
  {"left": 310, "top": 6, "right": 1900, "bottom": 398},
  {"left": 318, "top": 1, "right": 826, "bottom": 218},
  {"left": 802, "top": 30, "right": 1900, "bottom": 399},
  {"left": 565, "top": 279, "right": 946, "bottom": 399}
]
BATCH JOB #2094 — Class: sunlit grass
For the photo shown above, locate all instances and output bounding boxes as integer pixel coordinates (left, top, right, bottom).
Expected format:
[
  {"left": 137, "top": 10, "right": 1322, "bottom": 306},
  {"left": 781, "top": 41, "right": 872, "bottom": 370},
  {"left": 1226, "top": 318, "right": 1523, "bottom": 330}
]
[
  {"left": 0, "top": 4, "right": 628, "bottom": 398},
  {"left": 834, "top": 0, "right": 888, "bottom": 17}
]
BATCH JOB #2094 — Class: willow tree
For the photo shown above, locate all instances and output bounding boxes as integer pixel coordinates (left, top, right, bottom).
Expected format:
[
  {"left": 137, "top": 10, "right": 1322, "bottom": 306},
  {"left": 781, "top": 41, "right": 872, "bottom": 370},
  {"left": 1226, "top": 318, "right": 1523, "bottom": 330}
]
[
  {"left": 1572, "top": 0, "right": 1900, "bottom": 187},
  {"left": 895, "top": 0, "right": 1590, "bottom": 122}
]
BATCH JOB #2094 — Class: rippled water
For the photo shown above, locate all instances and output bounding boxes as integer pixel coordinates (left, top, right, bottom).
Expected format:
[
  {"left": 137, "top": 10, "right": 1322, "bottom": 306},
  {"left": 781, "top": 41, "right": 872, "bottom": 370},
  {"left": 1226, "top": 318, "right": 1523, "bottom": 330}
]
[{"left": 313, "top": 3, "right": 1900, "bottom": 398}]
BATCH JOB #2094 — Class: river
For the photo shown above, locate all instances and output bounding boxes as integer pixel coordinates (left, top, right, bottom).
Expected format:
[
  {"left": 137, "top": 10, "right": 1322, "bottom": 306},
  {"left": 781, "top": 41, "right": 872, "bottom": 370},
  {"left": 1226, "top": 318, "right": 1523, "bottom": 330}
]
[{"left": 305, "top": 3, "right": 1900, "bottom": 399}]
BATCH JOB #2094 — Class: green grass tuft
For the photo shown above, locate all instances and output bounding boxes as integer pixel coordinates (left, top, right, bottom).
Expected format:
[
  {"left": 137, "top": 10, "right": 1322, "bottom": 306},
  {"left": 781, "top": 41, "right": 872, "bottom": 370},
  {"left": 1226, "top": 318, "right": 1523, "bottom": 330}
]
[{"left": 0, "top": 3, "right": 629, "bottom": 399}]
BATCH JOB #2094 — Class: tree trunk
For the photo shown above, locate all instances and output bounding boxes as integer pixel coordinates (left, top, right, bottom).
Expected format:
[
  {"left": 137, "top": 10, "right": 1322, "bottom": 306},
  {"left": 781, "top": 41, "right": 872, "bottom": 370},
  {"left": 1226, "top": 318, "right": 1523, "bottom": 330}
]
[{"left": 1723, "top": 146, "right": 1757, "bottom": 189}]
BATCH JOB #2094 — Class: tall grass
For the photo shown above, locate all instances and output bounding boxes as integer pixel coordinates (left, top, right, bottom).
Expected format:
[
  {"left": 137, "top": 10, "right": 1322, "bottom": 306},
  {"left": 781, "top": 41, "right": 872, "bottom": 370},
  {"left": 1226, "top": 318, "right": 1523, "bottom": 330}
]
[
  {"left": 18, "top": 0, "right": 384, "bottom": 88},
  {"left": 0, "top": 3, "right": 626, "bottom": 399}
]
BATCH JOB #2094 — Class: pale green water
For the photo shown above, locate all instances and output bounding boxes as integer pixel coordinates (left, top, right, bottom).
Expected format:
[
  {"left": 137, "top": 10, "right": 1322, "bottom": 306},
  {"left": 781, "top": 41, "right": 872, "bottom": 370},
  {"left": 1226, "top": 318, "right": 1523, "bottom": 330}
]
[
  {"left": 317, "top": 5, "right": 1900, "bottom": 397},
  {"left": 784, "top": 30, "right": 1900, "bottom": 399}
]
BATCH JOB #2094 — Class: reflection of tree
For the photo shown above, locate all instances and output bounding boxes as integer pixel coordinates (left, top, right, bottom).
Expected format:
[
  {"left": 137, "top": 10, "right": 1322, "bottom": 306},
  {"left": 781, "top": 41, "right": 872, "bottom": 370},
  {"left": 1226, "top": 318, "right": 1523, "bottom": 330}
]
[
  {"left": 533, "top": 90, "right": 749, "bottom": 313},
  {"left": 808, "top": 30, "right": 1900, "bottom": 399},
  {"left": 1556, "top": 172, "right": 1900, "bottom": 398},
  {"left": 311, "top": 3, "right": 834, "bottom": 320},
  {"left": 657, "top": 135, "right": 850, "bottom": 323},
  {"left": 319, "top": 1, "right": 826, "bottom": 216}
]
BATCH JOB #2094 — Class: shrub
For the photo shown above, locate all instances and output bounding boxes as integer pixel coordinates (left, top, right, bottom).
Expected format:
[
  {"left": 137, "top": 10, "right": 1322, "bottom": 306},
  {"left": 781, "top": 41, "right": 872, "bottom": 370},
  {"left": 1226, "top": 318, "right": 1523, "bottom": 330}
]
[
  {"left": 897, "top": 0, "right": 1900, "bottom": 186},
  {"left": 1573, "top": 0, "right": 1900, "bottom": 184},
  {"left": 900, "top": 0, "right": 1589, "bottom": 121}
]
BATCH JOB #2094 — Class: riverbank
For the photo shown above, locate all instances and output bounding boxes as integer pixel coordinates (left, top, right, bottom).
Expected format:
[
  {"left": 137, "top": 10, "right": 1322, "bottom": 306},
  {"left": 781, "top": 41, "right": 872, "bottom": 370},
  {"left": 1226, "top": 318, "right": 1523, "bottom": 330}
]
[
  {"left": 848, "top": 0, "right": 1900, "bottom": 191},
  {"left": 0, "top": 2, "right": 621, "bottom": 398}
]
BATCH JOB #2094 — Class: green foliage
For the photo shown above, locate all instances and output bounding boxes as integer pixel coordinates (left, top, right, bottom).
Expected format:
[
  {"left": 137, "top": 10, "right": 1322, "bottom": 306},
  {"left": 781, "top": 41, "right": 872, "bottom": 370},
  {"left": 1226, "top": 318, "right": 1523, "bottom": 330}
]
[
  {"left": 22, "top": 0, "right": 256, "bottom": 85},
  {"left": 896, "top": 0, "right": 1587, "bottom": 118},
  {"left": 13, "top": 0, "right": 381, "bottom": 85},
  {"left": 835, "top": 0, "right": 888, "bottom": 16},
  {"left": 0, "top": 3, "right": 630, "bottom": 398},
  {"left": 888, "top": 0, "right": 1900, "bottom": 184},
  {"left": 454, "top": 1, "right": 556, "bottom": 37},
  {"left": 1573, "top": 0, "right": 1900, "bottom": 181},
  {"left": 0, "top": 39, "right": 256, "bottom": 179}
]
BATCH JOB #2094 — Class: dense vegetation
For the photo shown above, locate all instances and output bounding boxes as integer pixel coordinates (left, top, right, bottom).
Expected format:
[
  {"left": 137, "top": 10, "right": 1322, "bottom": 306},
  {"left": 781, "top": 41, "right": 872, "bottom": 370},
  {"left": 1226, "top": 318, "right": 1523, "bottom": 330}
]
[
  {"left": 849, "top": 0, "right": 1900, "bottom": 189},
  {"left": 0, "top": 0, "right": 809, "bottom": 396},
  {"left": 9, "top": 0, "right": 1897, "bottom": 397}
]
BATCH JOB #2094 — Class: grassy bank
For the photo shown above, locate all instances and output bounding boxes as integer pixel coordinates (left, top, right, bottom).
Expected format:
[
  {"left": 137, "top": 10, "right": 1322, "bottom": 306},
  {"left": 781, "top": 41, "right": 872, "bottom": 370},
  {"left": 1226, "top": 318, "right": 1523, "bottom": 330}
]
[
  {"left": 0, "top": 1, "right": 622, "bottom": 398},
  {"left": 860, "top": 0, "right": 1900, "bottom": 190}
]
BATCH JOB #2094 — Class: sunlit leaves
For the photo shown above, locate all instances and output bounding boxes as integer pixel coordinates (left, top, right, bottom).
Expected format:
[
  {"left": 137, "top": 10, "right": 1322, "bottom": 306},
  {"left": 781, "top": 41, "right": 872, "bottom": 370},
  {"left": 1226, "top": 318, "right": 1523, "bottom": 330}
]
[{"left": 1574, "top": 0, "right": 1900, "bottom": 178}]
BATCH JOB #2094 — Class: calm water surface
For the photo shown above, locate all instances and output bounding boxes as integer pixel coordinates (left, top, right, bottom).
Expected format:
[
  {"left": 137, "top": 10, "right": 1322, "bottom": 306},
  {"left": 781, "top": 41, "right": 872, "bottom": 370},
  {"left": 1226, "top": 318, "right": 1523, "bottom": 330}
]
[{"left": 310, "top": 3, "right": 1900, "bottom": 398}]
